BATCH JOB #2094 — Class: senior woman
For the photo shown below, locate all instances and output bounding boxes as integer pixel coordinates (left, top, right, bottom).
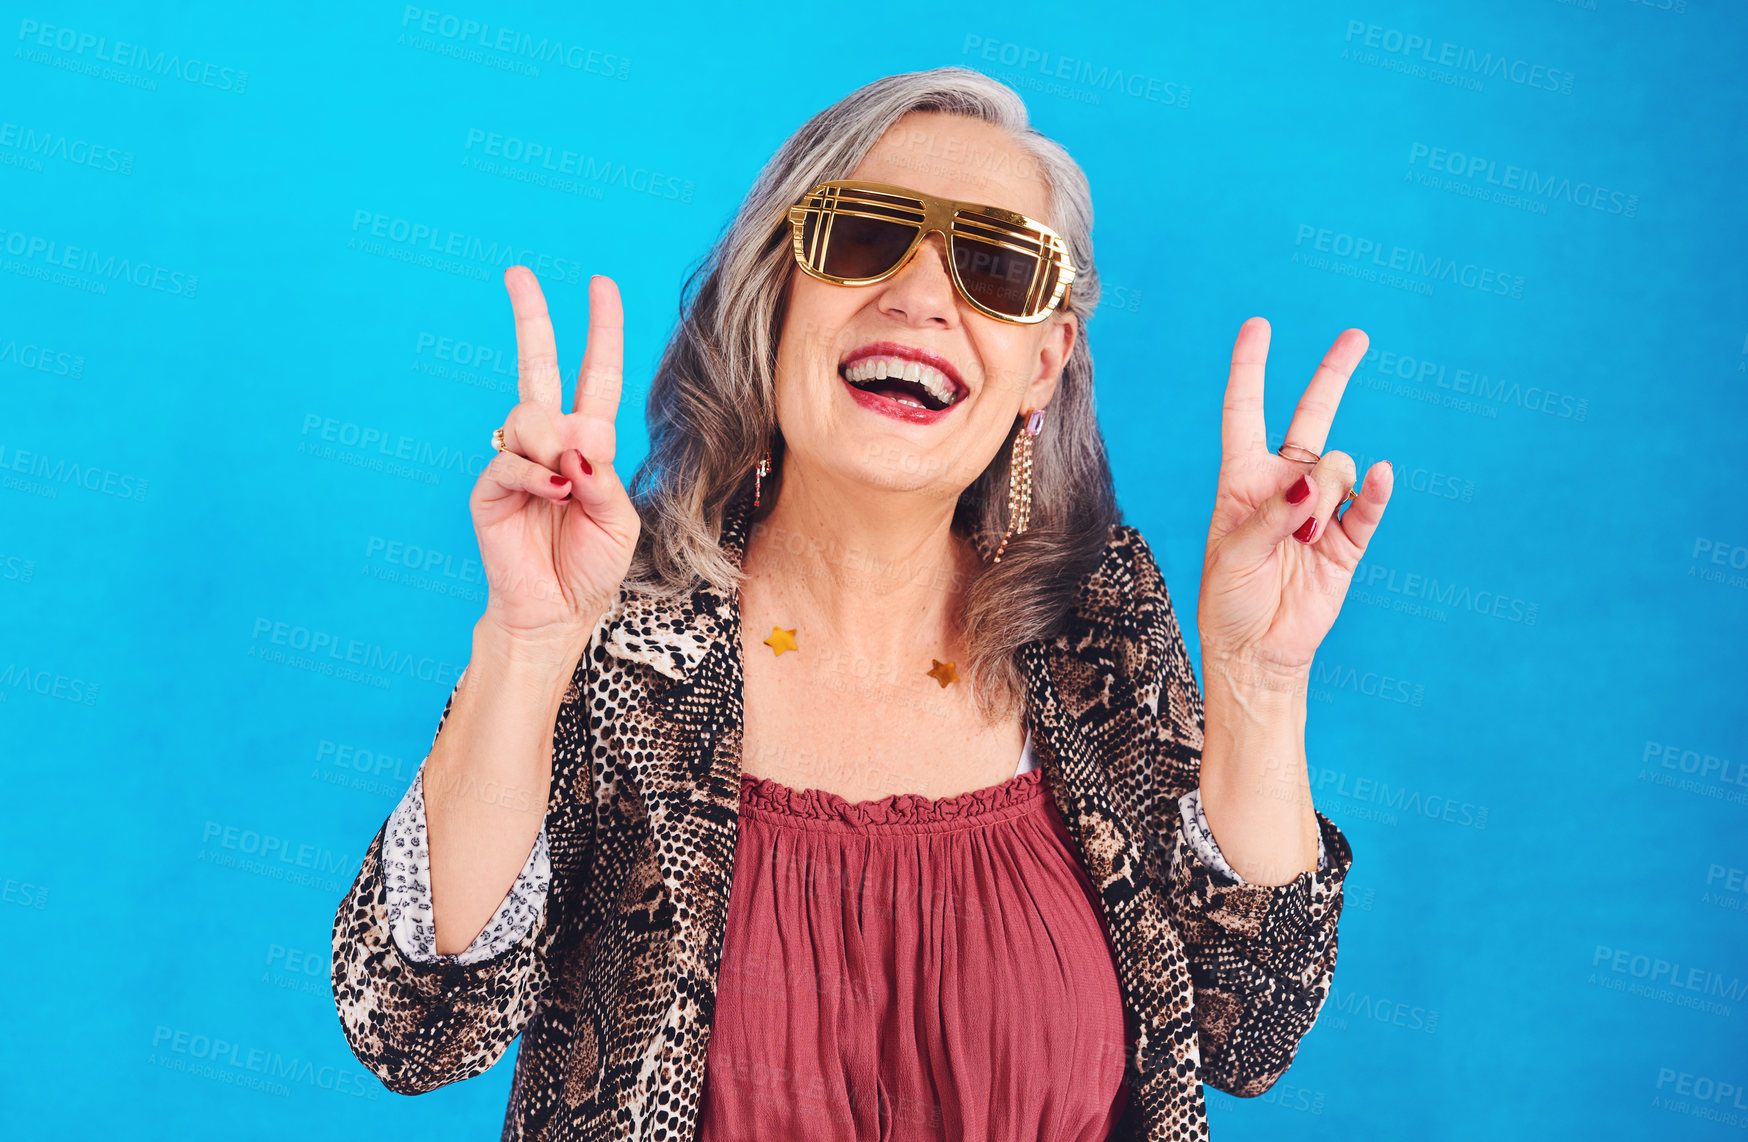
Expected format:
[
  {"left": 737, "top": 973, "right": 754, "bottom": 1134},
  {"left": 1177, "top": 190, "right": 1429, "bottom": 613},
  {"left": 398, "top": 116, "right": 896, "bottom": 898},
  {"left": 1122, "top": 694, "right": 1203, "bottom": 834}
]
[{"left": 332, "top": 67, "right": 1390, "bottom": 1141}]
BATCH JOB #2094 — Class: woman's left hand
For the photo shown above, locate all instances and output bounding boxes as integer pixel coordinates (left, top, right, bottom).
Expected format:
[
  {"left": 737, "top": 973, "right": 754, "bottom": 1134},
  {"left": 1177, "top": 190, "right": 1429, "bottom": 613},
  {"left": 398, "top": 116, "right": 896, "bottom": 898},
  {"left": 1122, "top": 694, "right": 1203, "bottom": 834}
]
[{"left": 1196, "top": 317, "right": 1394, "bottom": 683}]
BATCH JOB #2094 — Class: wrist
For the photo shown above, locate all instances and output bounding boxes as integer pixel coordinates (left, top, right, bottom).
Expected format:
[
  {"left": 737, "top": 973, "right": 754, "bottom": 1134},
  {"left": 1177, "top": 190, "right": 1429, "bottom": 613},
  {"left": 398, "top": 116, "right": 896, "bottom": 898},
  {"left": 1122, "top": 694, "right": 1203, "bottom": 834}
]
[
  {"left": 472, "top": 616, "right": 591, "bottom": 679},
  {"left": 1202, "top": 649, "right": 1310, "bottom": 706}
]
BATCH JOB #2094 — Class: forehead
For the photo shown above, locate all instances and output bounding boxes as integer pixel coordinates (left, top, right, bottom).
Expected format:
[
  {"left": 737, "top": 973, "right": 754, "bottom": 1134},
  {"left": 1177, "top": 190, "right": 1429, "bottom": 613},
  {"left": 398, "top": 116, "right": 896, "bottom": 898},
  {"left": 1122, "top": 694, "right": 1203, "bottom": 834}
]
[{"left": 848, "top": 111, "right": 1052, "bottom": 224}]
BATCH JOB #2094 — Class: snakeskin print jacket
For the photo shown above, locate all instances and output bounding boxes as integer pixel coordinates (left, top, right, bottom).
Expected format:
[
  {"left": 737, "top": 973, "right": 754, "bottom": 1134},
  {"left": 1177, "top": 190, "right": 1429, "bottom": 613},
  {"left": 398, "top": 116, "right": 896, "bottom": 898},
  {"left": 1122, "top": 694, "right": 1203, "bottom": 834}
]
[{"left": 330, "top": 487, "right": 1354, "bottom": 1141}]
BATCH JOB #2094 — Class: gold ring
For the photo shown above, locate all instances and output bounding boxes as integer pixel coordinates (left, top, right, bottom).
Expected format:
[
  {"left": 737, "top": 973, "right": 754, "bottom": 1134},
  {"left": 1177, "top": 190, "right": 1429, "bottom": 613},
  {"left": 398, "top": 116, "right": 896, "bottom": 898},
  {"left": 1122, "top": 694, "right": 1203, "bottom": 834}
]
[
  {"left": 491, "top": 426, "right": 509, "bottom": 452},
  {"left": 1281, "top": 442, "right": 1361, "bottom": 504}
]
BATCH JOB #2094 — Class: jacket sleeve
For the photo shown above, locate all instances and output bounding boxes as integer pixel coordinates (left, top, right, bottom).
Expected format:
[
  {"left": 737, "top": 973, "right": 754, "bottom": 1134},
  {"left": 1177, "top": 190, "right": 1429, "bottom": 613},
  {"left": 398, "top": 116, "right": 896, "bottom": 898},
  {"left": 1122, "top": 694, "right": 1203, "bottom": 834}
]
[
  {"left": 1118, "top": 527, "right": 1355, "bottom": 1098},
  {"left": 1178, "top": 786, "right": 1327, "bottom": 882},
  {"left": 380, "top": 762, "right": 551, "bottom": 966},
  {"left": 330, "top": 663, "right": 564, "bottom": 1095}
]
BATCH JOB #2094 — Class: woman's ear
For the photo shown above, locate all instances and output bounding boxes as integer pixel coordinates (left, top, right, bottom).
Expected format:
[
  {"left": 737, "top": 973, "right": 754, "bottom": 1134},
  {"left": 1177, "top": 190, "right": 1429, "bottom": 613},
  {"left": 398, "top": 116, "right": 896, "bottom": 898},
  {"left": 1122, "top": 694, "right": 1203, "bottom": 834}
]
[{"left": 1026, "top": 311, "right": 1077, "bottom": 410}]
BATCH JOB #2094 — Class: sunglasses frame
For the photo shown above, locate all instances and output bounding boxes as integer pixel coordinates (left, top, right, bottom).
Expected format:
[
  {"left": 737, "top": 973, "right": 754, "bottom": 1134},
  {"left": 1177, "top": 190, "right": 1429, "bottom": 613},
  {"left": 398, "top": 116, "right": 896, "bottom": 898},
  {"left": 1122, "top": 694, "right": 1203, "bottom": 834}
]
[{"left": 784, "top": 179, "right": 1077, "bottom": 325}]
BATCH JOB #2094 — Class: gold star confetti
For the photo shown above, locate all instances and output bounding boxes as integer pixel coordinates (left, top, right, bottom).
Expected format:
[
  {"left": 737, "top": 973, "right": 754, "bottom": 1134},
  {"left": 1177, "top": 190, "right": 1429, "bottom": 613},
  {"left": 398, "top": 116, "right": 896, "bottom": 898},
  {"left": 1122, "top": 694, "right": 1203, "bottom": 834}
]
[
  {"left": 763, "top": 626, "right": 798, "bottom": 656},
  {"left": 927, "top": 659, "right": 959, "bottom": 688}
]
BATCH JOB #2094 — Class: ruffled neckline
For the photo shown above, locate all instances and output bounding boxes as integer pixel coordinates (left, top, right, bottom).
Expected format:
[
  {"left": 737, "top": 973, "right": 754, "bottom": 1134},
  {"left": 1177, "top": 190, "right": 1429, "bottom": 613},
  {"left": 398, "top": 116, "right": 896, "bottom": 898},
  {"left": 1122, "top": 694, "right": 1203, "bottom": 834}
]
[{"left": 739, "top": 767, "right": 1047, "bottom": 829}]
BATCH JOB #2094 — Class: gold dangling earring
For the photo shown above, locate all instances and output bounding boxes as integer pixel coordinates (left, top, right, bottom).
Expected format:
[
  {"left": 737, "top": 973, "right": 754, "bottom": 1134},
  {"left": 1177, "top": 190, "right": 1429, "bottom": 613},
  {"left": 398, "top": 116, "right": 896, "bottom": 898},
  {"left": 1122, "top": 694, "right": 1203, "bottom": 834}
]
[
  {"left": 993, "top": 408, "right": 1043, "bottom": 564},
  {"left": 753, "top": 448, "right": 772, "bottom": 507}
]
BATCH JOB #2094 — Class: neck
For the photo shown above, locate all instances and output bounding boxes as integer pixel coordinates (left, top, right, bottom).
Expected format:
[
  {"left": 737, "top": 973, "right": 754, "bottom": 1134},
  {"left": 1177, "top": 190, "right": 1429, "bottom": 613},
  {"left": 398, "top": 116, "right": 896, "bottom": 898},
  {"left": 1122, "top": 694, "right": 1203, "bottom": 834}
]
[{"left": 742, "top": 461, "right": 976, "bottom": 664}]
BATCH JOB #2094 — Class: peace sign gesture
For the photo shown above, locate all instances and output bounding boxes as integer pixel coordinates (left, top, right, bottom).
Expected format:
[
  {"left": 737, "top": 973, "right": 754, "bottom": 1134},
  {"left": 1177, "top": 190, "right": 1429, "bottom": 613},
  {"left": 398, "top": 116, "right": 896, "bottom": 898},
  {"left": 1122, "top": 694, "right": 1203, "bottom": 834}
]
[
  {"left": 1195, "top": 317, "right": 1394, "bottom": 681},
  {"left": 471, "top": 268, "right": 641, "bottom": 649}
]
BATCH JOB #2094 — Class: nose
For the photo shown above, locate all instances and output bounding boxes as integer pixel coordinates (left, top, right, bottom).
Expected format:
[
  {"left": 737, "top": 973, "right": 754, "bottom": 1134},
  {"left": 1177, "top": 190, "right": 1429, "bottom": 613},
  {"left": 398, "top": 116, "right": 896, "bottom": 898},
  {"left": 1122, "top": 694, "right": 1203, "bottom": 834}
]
[{"left": 875, "top": 230, "right": 957, "bottom": 327}]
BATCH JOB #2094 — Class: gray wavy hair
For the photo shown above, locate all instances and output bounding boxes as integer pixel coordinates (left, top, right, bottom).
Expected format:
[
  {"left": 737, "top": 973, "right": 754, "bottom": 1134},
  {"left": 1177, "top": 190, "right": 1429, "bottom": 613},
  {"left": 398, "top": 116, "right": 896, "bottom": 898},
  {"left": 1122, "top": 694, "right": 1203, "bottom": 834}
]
[{"left": 624, "top": 66, "right": 1120, "bottom": 719}]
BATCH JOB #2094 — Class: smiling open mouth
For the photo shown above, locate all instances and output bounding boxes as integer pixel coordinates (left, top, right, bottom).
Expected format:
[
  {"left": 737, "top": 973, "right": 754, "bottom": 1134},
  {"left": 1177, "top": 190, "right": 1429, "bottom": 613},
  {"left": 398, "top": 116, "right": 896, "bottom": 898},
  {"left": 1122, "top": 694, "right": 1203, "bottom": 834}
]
[{"left": 838, "top": 355, "right": 965, "bottom": 412}]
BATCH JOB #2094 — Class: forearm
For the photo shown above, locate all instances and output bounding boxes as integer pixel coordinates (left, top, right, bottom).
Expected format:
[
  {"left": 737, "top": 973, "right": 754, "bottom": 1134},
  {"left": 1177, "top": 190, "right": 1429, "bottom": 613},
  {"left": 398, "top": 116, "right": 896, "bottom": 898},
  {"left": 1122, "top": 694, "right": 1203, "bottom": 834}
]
[
  {"left": 1195, "top": 654, "right": 1320, "bottom": 886},
  {"left": 424, "top": 618, "right": 584, "bottom": 955}
]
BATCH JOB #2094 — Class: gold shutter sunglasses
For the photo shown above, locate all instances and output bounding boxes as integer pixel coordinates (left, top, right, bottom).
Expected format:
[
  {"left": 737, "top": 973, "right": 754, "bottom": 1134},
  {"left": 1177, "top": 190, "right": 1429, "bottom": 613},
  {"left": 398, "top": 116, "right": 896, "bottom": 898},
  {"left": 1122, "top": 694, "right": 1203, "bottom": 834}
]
[{"left": 784, "top": 179, "right": 1078, "bottom": 324}]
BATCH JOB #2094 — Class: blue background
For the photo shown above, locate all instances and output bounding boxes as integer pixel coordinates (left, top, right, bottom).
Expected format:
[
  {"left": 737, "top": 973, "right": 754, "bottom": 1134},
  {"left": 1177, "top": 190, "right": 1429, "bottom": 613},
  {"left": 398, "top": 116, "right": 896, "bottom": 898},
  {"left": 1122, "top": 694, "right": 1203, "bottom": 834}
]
[{"left": 4, "top": 0, "right": 1745, "bottom": 1137}]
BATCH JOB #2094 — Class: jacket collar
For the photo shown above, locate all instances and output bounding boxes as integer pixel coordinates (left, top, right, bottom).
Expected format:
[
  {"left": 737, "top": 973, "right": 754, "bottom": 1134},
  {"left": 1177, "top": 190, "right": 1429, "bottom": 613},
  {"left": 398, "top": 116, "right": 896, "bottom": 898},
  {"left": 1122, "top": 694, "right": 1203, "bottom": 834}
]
[{"left": 599, "top": 489, "right": 757, "bottom": 681}]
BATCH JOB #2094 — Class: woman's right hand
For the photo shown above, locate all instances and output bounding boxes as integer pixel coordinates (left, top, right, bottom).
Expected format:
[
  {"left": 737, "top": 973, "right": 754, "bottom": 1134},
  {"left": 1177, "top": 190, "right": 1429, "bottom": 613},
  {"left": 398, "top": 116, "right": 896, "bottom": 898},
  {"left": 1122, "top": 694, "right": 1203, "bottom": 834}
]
[{"left": 471, "top": 268, "right": 641, "bottom": 652}]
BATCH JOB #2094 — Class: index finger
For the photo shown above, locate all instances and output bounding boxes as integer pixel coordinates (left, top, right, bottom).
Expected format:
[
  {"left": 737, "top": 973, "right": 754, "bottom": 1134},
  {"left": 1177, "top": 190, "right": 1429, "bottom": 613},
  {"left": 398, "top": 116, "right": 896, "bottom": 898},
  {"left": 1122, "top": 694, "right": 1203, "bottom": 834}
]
[
  {"left": 1281, "top": 328, "right": 1369, "bottom": 457},
  {"left": 506, "top": 266, "right": 563, "bottom": 411},
  {"left": 572, "top": 275, "right": 624, "bottom": 422},
  {"left": 1221, "top": 315, "right": 1272, "bottom": 460}
]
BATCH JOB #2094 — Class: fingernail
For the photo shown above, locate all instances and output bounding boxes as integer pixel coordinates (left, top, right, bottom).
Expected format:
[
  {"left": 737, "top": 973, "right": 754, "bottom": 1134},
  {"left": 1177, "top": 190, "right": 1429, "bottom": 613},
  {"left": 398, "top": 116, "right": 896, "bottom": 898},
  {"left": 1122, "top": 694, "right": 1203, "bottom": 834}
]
[
  {"left": 1293, "top": 516, "right": 1318, "bottom": 543},
  {"left": 550, "top": 474, "right": 569, "bottom": 488},
  {"left": 1384, "top": 460, "right": 1393, "bottom": 472},
  {"left": 1286, "top": 475, "right": 1311, "bottom": 504},
  {"left": 575, "top": 450, "right": 593, "bottom": 476}
]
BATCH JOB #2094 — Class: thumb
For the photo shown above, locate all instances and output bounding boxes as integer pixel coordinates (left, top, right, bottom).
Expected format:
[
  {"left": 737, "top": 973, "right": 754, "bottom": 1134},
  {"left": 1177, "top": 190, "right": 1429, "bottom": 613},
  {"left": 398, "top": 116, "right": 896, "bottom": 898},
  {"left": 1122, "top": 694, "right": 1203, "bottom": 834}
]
[{"left": 1224, "top": 472, "right": 1319, "bottom": 564}]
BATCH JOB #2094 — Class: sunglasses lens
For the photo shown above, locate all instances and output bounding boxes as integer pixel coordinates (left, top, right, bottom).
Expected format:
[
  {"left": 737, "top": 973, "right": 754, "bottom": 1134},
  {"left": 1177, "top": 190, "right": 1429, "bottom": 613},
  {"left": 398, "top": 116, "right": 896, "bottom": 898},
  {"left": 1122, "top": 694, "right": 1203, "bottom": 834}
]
[
  {"left": 802, "top": 211, "right": 920, "bottom": 280},
  {"left": 951, "top": 234, "right": 1041, "bottom": 319}
]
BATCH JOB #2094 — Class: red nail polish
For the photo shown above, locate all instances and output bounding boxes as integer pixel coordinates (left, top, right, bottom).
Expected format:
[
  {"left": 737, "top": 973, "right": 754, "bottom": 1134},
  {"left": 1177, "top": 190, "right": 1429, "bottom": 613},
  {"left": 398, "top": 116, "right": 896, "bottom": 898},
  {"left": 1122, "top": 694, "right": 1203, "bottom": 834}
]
[
  {"left": 1293, "top": 516, "right": 1317, "bottom": 543},
  {"left": 550, "top": 474, "right": 568, "bottom": 487},
  {"left": 576, "top": 451, "right": 593, "bottom": 476},
  {"left": 1286, "top": 475, "right": 1311, "bottom": 504}
]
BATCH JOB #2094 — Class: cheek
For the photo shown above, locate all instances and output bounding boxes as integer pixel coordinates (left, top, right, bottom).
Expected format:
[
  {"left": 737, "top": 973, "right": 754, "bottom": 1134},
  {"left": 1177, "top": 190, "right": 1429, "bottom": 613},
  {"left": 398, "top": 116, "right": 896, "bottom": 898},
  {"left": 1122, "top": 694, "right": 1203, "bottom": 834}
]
[
  {"left": 968, "top": 317, "right": 1052, "bottom": 394},
  {"left": 976, "top": 345, "right": 1040, "bottom": 409},
  {"left": 782, "top": 277, "right": 861, "bottom": 363}
]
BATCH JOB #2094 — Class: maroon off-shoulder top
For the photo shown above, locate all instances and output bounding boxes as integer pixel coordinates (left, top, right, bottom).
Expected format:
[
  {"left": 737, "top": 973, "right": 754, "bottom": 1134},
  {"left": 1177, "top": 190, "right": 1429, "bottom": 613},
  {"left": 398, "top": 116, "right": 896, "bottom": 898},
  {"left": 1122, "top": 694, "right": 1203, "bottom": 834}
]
[{"left": 695, "top": 758, "right": 1131, "bottom": 1141}]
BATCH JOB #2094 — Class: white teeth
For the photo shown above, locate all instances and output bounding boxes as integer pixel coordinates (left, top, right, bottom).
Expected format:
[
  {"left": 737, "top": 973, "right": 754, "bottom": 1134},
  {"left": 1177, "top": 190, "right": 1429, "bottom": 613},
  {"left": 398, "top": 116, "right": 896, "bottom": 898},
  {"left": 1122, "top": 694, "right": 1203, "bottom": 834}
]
[{"left": 842, "top": 354, "right": 959, "bottom": 406}]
